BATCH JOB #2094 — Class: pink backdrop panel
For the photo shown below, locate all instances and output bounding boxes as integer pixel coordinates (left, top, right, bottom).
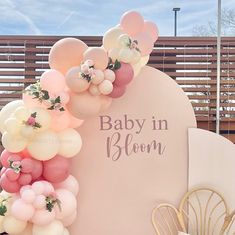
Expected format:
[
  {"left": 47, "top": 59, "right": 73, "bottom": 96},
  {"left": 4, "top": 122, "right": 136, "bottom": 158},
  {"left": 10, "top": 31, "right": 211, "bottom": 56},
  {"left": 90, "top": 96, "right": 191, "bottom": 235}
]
[{"left": 70, "top": 66, "right": 196, "bottom": 235}]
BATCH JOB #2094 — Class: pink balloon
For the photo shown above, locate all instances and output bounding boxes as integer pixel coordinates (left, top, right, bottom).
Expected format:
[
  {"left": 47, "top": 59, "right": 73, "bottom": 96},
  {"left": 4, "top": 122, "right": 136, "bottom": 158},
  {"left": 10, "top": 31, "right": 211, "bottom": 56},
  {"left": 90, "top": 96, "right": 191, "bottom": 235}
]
[
  {"left": 83, "top": 47, "right": 109, "bottom": 70},
  {"left": 114, "top": 62, "right": 134, "bottom": 86},
  {"left": 33, "top": 195, "right": 46, "bottom": 209},
  {"left": 59, "top": 91, "right": 70, "bottom": 104},
  {"left": 21, "top": 158, "right": 34, "bottom": 173},
  {"left": 21, "top": 189, "right": 36, "bottom": 203},
  {"left": 143, "top": 20, "right": 159, "bottom": 42},
  {"left": 40, "top": 181, "right": 55, "bottom": 195},
  {"left": 40, "top": 69, "right": 66, "bottom": 94},
  {"left": 108, "top": 85, "right": 126, "bottom": 99},
  {"left": 5, "top": 168, "right": 20, "bottom": 181},
  {"left": 11, "top": 199, "right": 35, "bottom": 221},
  {"left": 0, "top": 150, "right": 22, "bottom": 168},
  {"left": 49, "top": 37, "right": 88, "bottom": 75},
  {"left": 30, "top": 160, "right": 43, "bottom": 180},
  {"left": 120, "top": 11, "right": 144, "bottom": 36},
  {"left": 31, "top": 209, "right": 55, "bottom": 226},
  {"left": 50, "top": 111, "right": 71, "bottom": 132},
  {"left": 67, "top": 91, "right": 102, "bottom": 119},
  {"left": 18, "top": 173, "right": 32, "bottom": 185},
  {"left": 43, "top": 156, "right": 70, "bottom": 183},
  {"left": 53, "top": 175, "right": 79, "bottom": 196},
  {"left": 55, "top": 189, "right": 77, "bottom": 219},
  {"left": 133, "top": 32, "right": 154, "bottom": 56},
  {"left": 62, "top": 211, "right": 77, "bottom": 227},
  {"left": 69, "top": 114, "right": 84, "bottom": 129},
  {"left": 0, "top": 173, "right": 20, "bottom": 193}
]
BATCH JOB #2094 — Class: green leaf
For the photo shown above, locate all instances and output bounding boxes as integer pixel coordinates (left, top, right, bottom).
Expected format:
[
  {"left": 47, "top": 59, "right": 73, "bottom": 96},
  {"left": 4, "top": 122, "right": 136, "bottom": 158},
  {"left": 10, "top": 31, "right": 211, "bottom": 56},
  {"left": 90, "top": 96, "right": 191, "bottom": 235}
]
[
  {"left": 0, "top": 205, "right": 7, "bottom": 216},
  {"left": 55, "top": 96, "right": 61, "bottom": 104},
  {"left": 42, "top": 90, "right": 50, "bottom": 100},
  {"left": 59, "top": 107, "right": 65, "bottom": 112},
  {"left": 114, "top": 60, "right": 121, "bottom": 70},
  {"left": 31, "top": 112, "right": 37, "bottom": 118},
  {"left": 48, "top": 106, "right": 54, "bottom": 110}
]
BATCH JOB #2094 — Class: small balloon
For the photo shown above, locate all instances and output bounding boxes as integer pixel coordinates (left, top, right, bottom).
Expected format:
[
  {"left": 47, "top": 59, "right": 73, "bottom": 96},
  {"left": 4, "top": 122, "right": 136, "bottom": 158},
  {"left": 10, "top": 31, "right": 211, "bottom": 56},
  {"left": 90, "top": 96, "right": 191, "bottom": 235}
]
[{"left": 108, "top": 85, "right": 126, "bottom": 99}]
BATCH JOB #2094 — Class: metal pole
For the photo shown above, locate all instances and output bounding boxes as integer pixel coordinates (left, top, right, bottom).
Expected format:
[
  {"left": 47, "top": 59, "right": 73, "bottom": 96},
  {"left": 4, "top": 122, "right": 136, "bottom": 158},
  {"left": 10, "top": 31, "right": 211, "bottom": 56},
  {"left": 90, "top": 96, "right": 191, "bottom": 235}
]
[
  {"left": 173, "top": 8, "right": 180, "bottom": 37},
  {"left": 216, "top": 0, "right": 221, "bottom": 134},
  {"left": 174, "top": 11, "right": 177, "bottom": 36}
]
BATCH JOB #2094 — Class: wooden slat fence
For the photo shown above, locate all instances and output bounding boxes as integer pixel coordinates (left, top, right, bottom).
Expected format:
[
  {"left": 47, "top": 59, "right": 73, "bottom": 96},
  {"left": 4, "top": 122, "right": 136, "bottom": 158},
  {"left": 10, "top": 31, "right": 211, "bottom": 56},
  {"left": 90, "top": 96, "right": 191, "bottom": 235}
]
[{"left": 0, "top": 36, "right": 235, "bottom": 142}]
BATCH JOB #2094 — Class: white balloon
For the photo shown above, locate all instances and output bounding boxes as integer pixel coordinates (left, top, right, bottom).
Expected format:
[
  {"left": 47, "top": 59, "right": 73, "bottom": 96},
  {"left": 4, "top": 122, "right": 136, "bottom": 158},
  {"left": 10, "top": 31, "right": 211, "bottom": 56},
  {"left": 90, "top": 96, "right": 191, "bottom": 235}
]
[
  {"left": 3, "top": 216, "right": 27, "bottom": 234},
  {"left": 108, "top": 48, "right": 120, "bottom": 62},
  {"left": 104, "top": 69, "right": 115, "bottom": 83},
  {"left": 28, "top": 130, "right": 60, "bottom": 160},
  {"left": 103, "top": 27, "right": 124, "bottom": 50},
  {"left": 117, "top": 34, "right": 130, "bottom": 48},
  {"left": 131, "top": 50, "right": 141, "bottom": 64},
  {"left": 0, "top": 215, "right": 5, "bottom": 233},
  {"left": 33, "top": 220, "right": 64, "bottom": 235},
  {"left": 0, "top": 100, "right": 24, "bottom": 133},
  {"left": 132, "top": 61, "right": 143, "bottom": 77},
  {"left": 89, "top": 84, "right": 101, "bottom": 96},
  {"left": 118, "top": 48, "right": 134, "bottom": 63},
  {"left": 2, "top": 132, "right": 27, "bottom": 153},
  {"left": 58, "top": 128, "right": 82, "bottom": 158},
  {"left": 4, "top": 117, "right": 21, "bottom": 135},
  {"left": 63, "top": 228, "right": 70, "bottom": 235},
  {"left": 53, "top": 175, "right": 79, "bottom": 196},
  {"left": 14, "top": 106, "right": 31, "bottom": 121},
  {"left": 98, "top": 80, "right": 113, "bottom": 95},
  {"left": 140, "top": 55, "right": 150, "bottom": 66}
]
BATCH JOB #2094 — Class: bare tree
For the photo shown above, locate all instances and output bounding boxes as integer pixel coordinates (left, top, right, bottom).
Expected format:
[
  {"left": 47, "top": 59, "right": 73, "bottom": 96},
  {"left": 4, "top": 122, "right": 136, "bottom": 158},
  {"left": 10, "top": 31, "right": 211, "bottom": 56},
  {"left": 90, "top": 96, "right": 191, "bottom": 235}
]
[{"left": 193, "top": 8, "right": 235, "bottom": 36}]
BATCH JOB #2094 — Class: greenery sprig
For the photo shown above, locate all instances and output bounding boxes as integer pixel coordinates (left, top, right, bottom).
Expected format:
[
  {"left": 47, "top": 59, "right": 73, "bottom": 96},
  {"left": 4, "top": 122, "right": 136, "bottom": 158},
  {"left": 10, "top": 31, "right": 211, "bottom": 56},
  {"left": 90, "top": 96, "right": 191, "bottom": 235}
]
[
  {"left": 107, "top": 58, "right": 121, "bottom": 71},
  {"left": 45, "top": 195, "right": 62, "bottom": 212},
  {"left": 0, "top": 197, "right": 11, "bottom": 216}
]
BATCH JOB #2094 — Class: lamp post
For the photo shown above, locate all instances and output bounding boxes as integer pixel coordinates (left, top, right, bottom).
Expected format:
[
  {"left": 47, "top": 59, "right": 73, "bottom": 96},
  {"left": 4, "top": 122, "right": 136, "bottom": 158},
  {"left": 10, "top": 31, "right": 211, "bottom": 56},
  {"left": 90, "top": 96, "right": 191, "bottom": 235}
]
[
  {"left": 173, "top": 8, "right": 180, "bottom": 36},
  {"left": 216, "top": 0, "right": 221, "bottom": 134}
]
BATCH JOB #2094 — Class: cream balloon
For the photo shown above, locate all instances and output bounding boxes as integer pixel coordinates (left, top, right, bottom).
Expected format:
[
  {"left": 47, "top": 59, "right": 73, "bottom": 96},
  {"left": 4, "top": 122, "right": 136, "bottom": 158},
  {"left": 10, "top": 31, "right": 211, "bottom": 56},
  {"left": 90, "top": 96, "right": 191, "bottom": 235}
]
[
  {"left": 108, "top": 48, "right": 120, "bottom": 62},
  {"left": 131, "top": 61, "right": 142, "bottom": 77},
  {"left": 58, "top": 128, "right": 82, "bottom": 158},
  {"left": 89, "top": 84, "right": 101, "bottom": 96},
  {"left": 4, "top": 117, "right": 21, "bottom": 135},
  {"left": 14, "top": 106, "right": 31, "bottom": 121},
  {"left": 2, "top": 132, "right": 27, "bottom": 153},
  {"left": 118, "top": 48, "right": 134, "bottom": 63},
  {"left": 0, "top": 215, "right": 4, "bottom": 233},
  {"left": 103, "top": 27, "right": 124, "bottom": 50},
  {"left": 27, "top": 130, "right": 60, "bottom": 161},
  {"left": 63, "top": 228, "right": 70, "bottom": 235},
  {"left": 140, "top": 55, "right": 150, "bottom": 66},
  {"left": 98, "top": 80, "right": 113, "bottom": 95},
  {"left": 30, "top": 107, "right": 52, "bottom": 132},
  {"left": 17, "top": 223, "right": 33, "bottom": 235},
  {"left": 33, "top": 220, "right": 64, "bottom": 235},
  {"left": 0, "top": 100, "right": 24, "bottom": 133},
  {"left": 3, "top": 216, "right": 27, "bottom": 234}
]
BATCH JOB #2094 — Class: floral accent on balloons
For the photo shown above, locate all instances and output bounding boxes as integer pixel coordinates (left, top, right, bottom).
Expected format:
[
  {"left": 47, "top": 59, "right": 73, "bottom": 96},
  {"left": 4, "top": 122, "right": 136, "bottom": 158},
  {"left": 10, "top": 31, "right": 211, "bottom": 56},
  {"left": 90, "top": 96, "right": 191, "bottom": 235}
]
[{"left": 0, "top": 10, "right": 158, "bottom": 235}]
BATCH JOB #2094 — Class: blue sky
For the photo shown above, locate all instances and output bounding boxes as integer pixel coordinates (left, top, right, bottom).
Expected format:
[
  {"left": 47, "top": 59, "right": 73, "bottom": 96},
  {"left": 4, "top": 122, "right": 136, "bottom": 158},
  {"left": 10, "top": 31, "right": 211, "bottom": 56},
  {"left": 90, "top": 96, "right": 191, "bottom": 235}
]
[{"left": 0, "top": 0, "right": 235, "bottom": 36}]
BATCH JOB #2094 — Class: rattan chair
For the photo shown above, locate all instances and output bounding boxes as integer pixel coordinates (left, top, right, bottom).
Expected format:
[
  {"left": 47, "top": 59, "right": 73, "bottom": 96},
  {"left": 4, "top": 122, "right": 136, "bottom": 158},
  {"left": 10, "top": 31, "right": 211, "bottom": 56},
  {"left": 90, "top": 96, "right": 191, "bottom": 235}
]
[{"left": 152, "top": 187, "right": 235, "bottom": 235}]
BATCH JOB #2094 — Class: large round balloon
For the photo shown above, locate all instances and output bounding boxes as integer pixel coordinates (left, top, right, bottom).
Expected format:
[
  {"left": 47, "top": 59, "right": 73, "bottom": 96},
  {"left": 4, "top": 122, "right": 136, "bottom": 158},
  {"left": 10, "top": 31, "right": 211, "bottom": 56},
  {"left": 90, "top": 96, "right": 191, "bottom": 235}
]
[
  {"left": 58, "top": 128, "right": 82, "bottom": 158},
  {"left": 120, "top": 11, "right": 144, "bottom": 36},
  {"left": 49, "top": 38, "right": 88, "bottom": 75},
  {"left": 66, "top": 92, "right": 102, "bottom": 119},
  {"left": 3, "top": 216, "right": 27, "bottom": 234},
  {"left": 27, "top": 130, "right": 60, "bottom": 161}
]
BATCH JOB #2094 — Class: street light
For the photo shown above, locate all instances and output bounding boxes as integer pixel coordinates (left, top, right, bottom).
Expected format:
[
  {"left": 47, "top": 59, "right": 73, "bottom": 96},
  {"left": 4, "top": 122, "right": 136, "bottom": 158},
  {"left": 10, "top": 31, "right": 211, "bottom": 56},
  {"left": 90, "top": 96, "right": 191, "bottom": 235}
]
[{"left": 173, "top": 8, "right": 180, "bottom": 36}]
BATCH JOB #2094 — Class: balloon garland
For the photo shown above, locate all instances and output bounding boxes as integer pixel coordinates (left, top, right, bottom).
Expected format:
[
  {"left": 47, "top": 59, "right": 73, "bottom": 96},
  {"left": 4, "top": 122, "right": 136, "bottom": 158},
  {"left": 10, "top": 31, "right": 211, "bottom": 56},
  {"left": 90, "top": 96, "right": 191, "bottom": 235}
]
[{"left": 0, "top": 11, "right": 158, "bottom": 235}]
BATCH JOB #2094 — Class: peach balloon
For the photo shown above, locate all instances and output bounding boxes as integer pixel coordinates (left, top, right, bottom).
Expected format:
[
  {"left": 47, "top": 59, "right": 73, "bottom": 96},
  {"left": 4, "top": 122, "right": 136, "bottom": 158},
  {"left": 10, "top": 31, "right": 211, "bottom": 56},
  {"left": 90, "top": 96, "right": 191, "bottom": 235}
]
[
  {"left": 134, "top": 32, "right": 154, "bottom": 56},
  {"left": 120, "top": 11, "right": 144, "bottom": 36},
  {"left": 143, "top": 20, "right": 159, "bottom": 42},
  {"left": 49, "top": 38, "right": 88, "bottom": 75},
  {"left": 67, "top": 92, "right": 102, "bottom": 119},
  {"left": 68, "top": 114, "right": 84, "bottom": 129},
  {"left": 50, "top": 111, "right": 71, "bottom": 132},
  {"left": 83, "top": 47, "right": 109, "bottom": 70},
  {"left": 65, "top": 66, "right": 90, "bottom": 93},
  {"left": 40, "top": 70, "right": 66, "bottom": 94}
]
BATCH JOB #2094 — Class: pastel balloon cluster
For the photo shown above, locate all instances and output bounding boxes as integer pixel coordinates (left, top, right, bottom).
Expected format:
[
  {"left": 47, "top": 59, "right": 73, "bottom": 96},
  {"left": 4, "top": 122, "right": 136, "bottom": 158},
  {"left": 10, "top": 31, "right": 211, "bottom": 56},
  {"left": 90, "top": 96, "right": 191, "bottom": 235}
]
[
  {"left": 0, "top": 176, "right": 78, "bottom": 235},
  {"left": 0, "top": 10, "right": 158, "bottom": 235}
]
